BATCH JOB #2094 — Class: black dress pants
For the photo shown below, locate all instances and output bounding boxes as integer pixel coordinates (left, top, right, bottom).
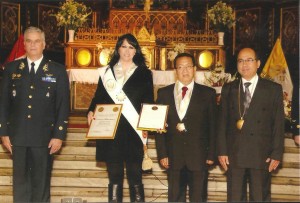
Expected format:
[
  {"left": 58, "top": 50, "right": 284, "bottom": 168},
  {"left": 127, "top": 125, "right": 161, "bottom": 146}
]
[
  {"left": 168, "top": 166, "right": 207, "bottom": 202},
  {"left": 227, "top": 167, "right": 271, "bottom": 202},
  {"left": 12, "top": 146, "right": 52, "bottom": 203},
  {"left": 106, "top": 162, "right": 143, "bottom": 185}
]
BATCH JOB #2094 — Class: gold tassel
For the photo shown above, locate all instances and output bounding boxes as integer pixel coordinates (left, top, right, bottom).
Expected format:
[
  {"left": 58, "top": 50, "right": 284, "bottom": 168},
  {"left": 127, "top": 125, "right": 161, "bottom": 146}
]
[{"left": 142, "top": 145, "right": 153, "bottom": 171}]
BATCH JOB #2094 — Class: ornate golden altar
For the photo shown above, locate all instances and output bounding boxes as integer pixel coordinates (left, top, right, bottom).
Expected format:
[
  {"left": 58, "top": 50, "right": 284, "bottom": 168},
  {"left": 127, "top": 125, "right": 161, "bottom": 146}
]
[{"left": 65, "top": 9, "right": 225, "bottom": 110}]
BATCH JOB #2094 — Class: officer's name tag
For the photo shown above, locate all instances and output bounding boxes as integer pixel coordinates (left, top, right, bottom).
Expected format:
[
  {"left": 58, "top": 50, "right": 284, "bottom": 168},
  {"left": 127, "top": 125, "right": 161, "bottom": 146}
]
[{"left": 42, "top": 76, "right": 56, "bottom": 83}]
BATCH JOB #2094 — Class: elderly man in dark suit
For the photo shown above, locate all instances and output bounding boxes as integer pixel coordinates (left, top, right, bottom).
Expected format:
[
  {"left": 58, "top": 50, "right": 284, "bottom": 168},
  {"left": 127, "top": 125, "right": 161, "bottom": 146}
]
[
  {"left": 0, "top": 26, "right": 69, "bottom": 202},
  {"left": 217, "top": 47, "right": 285, "bottom": 201},
  {"left": 155, "top": 53, "right": 217, "bottom": 202}
]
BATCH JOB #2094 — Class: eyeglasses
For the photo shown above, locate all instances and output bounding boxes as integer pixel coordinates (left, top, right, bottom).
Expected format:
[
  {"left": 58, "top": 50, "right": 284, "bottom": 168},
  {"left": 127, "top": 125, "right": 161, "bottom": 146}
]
[
  {"left": 25, "top": 39, "right": 43, "bottom": 45},
  {"left": 176, "top": 65, "right": 194, "bottom": 71},
  {"left": 237, "top": 58, "right": 257, "bottom": 64}
]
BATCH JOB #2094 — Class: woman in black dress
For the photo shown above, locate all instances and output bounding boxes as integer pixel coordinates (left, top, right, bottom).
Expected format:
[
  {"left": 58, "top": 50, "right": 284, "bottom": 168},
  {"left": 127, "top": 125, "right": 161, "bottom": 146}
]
[{"left": 87, "top": 33, "right": 154, "bottom": 202}]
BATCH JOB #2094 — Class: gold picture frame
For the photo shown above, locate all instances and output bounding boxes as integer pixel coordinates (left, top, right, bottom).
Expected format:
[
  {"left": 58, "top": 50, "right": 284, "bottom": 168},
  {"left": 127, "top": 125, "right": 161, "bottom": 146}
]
[{"left": 86, "top": 104, "right": 123, "bottom": 139}]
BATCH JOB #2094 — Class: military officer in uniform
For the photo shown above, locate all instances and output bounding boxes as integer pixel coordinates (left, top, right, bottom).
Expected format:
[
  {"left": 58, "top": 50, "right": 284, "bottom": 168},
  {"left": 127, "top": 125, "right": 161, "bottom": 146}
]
[{"left": 0, "top": 26, "right": 70, "bottom": 202}]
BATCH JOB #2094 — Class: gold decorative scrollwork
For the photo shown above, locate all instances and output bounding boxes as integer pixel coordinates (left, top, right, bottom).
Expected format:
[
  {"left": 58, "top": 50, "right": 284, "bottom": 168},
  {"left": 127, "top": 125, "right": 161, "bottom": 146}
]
[{"left": 66, "top": 9, "right": 223, "bottom": 70}]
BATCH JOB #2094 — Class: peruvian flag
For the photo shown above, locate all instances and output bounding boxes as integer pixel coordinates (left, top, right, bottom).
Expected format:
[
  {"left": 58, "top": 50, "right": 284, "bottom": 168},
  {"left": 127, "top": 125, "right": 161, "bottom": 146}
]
[{"left": 4, "top": 34, "right": 26, "bottom": 65}]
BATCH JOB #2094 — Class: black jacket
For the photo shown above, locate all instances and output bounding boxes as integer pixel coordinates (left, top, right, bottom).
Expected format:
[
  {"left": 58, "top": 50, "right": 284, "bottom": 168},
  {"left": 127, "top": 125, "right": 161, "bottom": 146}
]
[
  {"left": 217, "top": 78, "right": 285, "bottom": 169},
  {"left": 88, "top": 66, "right": 154, "bottom": 162},
  {"left": 0, "top": 57, "right": 70, "bottom": 146},
  {"left": 155, "top": 83, "right": 217, "bottom": 170}
]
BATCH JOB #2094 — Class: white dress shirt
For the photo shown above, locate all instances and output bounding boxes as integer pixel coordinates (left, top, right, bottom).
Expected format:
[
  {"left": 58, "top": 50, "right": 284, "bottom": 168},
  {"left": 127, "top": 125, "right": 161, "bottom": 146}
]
[{"left": 174, "top": 80, "right": 194, "bottom": 120}]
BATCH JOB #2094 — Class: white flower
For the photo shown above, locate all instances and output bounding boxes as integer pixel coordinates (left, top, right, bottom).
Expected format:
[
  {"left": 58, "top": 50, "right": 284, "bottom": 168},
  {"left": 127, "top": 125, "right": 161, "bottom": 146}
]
[
  {"left": 283, "top": 92, "right": 292, "bottom": 120},
  {"left": 102, "top": 48, "right": 113, "bottom": 56},
  {"left": 204, "top": 61, "right": 234, "bottom": 87},
  {"left": 167, "top": 43, "right": 186, "bottom": 61},
  {"left": 167, "top": 51, "right": 178, "bottom": 61}
]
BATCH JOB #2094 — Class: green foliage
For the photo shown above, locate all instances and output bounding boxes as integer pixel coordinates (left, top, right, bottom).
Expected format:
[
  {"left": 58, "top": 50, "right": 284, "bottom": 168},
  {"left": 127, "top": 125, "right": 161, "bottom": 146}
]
[{"left": 53, "top": 0, "right": 92, "bottom": 30}]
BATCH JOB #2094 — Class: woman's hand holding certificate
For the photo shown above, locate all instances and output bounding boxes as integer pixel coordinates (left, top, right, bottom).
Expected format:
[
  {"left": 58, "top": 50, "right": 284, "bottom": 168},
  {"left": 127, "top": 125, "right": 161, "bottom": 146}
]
[{"left": 86, "top": 104, "right": 122, "bottom": 139}]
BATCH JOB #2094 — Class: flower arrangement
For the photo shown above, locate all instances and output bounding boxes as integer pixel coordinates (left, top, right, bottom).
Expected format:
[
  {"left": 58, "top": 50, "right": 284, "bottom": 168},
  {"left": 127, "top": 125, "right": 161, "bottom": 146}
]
[
  {"left": 207, "top": 1, "right": 235, "bottom": 32},
  {"left": 96, "top": 42, "right": 114, "bottom": 66},
  {"left": 53, "top": 0, "right": 92, "bottom": 30},
  {"left": 283, "top": 92, "right": 292, "bottom": 120},
  {"left": 167, "top": 43, "right": 186, "bottom": 61},
  {"left": 203, "top": 62, "right": 233, "bottom": 87}
]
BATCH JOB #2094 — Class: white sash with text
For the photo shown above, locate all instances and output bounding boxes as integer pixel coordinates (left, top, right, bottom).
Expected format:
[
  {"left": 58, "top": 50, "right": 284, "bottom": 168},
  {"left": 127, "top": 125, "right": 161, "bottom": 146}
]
[{"left": 98, "top": 66, "right": 147, "bottom": 145}]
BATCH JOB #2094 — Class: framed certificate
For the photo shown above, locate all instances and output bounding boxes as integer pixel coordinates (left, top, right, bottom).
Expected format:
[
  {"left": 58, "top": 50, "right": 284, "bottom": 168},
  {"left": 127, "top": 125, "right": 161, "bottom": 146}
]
[
  {"left": 137, "top": 103, "right": 169, "bottom": 132},
  {"left": 86, "top": 104, "right": 122, "bottom": 139}
]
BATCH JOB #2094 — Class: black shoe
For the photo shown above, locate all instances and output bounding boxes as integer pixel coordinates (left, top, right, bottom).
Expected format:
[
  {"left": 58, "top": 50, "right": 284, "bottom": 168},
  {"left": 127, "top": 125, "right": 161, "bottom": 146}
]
[
  {"left": 129, "top": 184, "right": 145, "bottom": 202},
  {"left": 108, "top": 184, "right": 123, "bottom": 202}
]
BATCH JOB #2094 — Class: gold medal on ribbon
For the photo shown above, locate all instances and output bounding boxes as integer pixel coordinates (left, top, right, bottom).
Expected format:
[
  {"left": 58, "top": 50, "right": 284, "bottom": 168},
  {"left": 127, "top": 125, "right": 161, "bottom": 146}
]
[
  {"left": 176, "top": 123, "right": 186, "bottom": 132},
  {"left": 236, "top": 118, "right": 244, "bottom": 130}
]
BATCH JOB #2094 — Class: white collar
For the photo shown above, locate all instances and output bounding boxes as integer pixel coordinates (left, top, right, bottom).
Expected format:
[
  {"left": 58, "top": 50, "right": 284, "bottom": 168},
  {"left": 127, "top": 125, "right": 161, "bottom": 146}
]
[
  {"left": 176, "top": 80, "right": 195, "bottom": 93},
  {"left": 241, "top": 74, "right": 258, "bottom": 96},
  {"left": 242, "top": 74, "right": 258, "bottom": 84},
  {"left": 27, "top": 56, "right": 43, "bottom": 72}
]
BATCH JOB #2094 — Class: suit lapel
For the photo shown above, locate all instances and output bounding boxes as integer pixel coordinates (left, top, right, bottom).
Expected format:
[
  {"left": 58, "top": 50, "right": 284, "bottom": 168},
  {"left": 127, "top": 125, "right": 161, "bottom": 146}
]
[
  {"left": 168, "top": 84, "right": 181, "bottom": 122},
  {"left": 230, "top": 80, "right": 242, "bottom": 119},
  {"left": 18, "top": 58, "right": 31, "bottom": 83},
  {"left": 122, "top": 66, "right": 138, "bottom": 89},
  {"left": 122, "top": 67, "right": 139, "bottom": 96},
  {"left": 20, "top": 58, "right": 30, "bottom": 75},
  {"left": 183, "top": 84, "right": 198, "bottom": 119},
  {"left": 109, "top": 66, "right": 117, "bottom": 79}
]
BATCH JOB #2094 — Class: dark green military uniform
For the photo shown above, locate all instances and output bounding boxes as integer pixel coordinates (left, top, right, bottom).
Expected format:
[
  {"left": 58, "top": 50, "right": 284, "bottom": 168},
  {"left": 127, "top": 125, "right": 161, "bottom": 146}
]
[{"left": 0, "top": 57, "right": 70, "bottom": 202}]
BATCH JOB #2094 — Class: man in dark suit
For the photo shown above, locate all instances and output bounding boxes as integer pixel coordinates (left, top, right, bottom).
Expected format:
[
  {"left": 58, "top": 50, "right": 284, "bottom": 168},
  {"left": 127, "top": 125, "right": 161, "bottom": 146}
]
[
  {"left": 155, "top": 53, "right": 217, "bottom": 202},
  {"left": 217, "top": 47, "right": 285, "bottom": 201},
  {"left": 0, "top": 26, "right": 70, "bottom": 202}
]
